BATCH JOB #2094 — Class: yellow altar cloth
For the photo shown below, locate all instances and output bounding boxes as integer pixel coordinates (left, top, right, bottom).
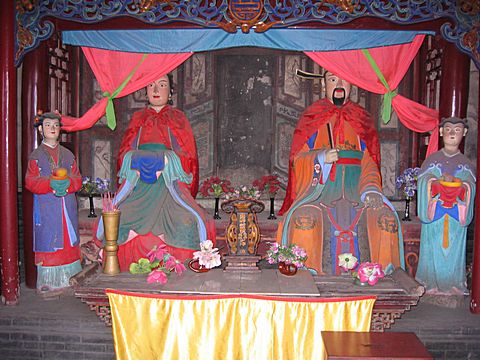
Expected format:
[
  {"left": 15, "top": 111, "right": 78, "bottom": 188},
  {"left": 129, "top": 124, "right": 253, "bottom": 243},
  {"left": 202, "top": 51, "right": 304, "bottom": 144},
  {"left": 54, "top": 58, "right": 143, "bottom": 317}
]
[{"left": 107, "top": 289, "right": 375, "bottom": 360}]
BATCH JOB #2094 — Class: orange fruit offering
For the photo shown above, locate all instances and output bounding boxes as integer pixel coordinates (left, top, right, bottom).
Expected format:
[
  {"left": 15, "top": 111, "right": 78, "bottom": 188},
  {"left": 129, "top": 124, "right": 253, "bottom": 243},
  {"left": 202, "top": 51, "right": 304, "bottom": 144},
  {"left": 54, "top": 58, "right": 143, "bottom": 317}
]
[{"left": 51, "top": 167, "right": 68, "bottom": 180}]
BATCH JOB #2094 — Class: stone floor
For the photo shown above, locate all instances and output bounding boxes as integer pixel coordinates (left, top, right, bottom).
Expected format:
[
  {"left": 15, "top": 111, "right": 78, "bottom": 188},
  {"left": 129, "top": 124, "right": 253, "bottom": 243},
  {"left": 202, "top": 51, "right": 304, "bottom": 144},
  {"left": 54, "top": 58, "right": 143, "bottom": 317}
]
[{"left": 0, "top": 282, "right": 479, "bottom": 360}]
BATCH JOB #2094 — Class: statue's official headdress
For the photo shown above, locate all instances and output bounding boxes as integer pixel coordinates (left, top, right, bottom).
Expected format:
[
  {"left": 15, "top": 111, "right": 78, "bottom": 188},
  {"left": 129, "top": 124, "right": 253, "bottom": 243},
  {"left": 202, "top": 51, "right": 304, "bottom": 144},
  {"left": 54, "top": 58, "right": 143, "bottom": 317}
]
[{"left": 295, "top": 69, "right": 324, "bottom": 79}]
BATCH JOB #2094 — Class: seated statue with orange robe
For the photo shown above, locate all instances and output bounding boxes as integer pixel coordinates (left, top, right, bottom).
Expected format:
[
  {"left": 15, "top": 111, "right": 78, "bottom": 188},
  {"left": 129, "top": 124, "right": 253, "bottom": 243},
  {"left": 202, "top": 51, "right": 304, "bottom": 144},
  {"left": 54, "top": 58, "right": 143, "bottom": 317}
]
[
  {"left": 95, "top": 74, "right": 215, "bottom": 271},
  {"left": 278, "top": 71, "right": 404, "bottom": 275}
]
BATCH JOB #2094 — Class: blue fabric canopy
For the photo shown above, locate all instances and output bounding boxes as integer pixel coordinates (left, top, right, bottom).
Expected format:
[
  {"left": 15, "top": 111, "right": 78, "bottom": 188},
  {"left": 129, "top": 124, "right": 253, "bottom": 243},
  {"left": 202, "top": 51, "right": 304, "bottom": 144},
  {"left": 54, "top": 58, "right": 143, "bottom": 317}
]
[{"left": 62, "top": 29, "right": 433, "bottom": 53}]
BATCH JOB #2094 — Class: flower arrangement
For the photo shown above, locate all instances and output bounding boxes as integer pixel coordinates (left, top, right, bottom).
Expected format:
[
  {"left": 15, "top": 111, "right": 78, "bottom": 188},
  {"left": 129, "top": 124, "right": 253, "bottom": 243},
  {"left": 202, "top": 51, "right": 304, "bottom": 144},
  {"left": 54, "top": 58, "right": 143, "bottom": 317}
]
[
  {"left": 338, "top": 253, "right": 385, "bottom": 285},
  {"left": 396, "top": 167, "right": 420, "bottom": 198},
  {"left": 199, "top": 176, "right": 234, "bottom": 198},
  {"left": 265, "top": 242, "right": 308, "bottom": 268},
  {"left": 226, "top": 185, "right": 262, "bottom": 200},
  {"left": 192, "top": 240, "right": 222, "bottom": 269},
  {"left": 81, "top": 176, "right": 110, "bottom": 196},
  {"left": 129, "top": 241, "right": 186, "bottom": 284},
  {"left": 252, "top": 175, "right": 281, "bottom": 197}
]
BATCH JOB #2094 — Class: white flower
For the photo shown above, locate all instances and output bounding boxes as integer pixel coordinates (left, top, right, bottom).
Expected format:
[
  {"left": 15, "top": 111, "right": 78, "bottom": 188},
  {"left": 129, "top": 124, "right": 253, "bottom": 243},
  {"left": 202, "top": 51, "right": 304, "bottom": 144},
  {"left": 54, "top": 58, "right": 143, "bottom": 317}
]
[
  {"left": 193, "top": 240, "right": 221, "bottom": 269},
  {"left": 200, "top": 239, "right": 214, "bottom": 251},
  {"left": 338, "top": 253, "right": 358, "bottom": 271}
]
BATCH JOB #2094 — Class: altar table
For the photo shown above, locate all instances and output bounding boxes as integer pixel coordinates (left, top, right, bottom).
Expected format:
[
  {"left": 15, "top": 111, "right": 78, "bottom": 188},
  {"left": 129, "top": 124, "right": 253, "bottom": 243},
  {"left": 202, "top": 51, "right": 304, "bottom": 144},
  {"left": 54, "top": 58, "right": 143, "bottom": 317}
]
[{"left": 72, "top": 264, "right": 424, "bottom": 332}]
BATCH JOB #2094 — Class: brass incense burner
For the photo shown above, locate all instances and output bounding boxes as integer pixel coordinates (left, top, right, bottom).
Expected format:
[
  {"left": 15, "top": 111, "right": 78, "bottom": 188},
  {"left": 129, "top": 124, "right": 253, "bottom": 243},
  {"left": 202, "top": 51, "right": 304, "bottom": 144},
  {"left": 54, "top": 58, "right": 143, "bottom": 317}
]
[{"left": 102, "top": 211, "right": 121, "bottom": 276}]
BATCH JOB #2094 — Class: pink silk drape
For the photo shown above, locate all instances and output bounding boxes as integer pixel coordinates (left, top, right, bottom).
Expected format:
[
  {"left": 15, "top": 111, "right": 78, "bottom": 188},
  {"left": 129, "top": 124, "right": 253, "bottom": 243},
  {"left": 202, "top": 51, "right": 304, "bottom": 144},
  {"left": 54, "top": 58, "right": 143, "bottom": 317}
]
[
  {"left": 62, "top": 48, "right": 192, "bottom": 131},
  {"left": 305, "top": 35, "right": 440, "bottom": 156}
]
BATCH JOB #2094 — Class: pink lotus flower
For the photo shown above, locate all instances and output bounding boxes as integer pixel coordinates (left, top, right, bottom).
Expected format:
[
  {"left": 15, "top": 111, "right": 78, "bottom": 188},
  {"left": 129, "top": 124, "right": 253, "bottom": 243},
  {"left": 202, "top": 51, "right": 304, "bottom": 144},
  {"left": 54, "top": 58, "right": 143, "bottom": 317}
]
[
  {"left": 357, "top": 262, "right": 385, "bottom": 285},
  {"left": 165, "top": 256, "right": 186, "bottom": 275},
  {"left": 146, "top": 243, "right": 168, "bottom": 262},
  {"left": 147, "top": 269, "right": 168, "bottom": 284}
]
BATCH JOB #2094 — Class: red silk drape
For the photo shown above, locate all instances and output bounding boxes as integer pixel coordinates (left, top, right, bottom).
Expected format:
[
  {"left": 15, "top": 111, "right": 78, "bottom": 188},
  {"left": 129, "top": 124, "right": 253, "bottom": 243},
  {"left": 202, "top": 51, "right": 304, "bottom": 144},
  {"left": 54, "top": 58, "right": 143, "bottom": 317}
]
[
  {"left": 305, "top": 35, "right": 439, "bottom": 156},
  {"left": 62, "top": 48, "right": 192, "bottom": 131}
]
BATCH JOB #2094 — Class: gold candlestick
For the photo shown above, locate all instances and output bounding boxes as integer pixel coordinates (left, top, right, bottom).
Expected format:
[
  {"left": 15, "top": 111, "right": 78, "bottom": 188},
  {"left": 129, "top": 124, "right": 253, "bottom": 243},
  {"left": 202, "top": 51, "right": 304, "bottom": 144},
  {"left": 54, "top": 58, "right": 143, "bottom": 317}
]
[{"left": 102, "top": 210, "right": 121, "bottom": 276}]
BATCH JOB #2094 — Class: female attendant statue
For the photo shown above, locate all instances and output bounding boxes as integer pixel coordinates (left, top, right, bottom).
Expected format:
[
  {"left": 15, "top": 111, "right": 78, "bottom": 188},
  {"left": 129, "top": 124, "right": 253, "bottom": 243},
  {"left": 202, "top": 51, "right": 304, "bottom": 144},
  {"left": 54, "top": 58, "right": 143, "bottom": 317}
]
[
  {"left": 25, "top": 112, "right": 83, "bottom": 295},
  {"left": 416, "top": 117, "right": 476, "bottom": 294},
  {"left": 95, "top": 74, "right": 215, "bottom": 271}
]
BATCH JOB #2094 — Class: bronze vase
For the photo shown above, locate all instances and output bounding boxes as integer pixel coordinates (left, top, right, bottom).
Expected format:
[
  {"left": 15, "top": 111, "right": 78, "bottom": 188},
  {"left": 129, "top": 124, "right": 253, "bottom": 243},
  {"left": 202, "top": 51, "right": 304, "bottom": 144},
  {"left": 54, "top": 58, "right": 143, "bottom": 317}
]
[{"left": 102, "top": 211, "right": 121, "bottom": 276}]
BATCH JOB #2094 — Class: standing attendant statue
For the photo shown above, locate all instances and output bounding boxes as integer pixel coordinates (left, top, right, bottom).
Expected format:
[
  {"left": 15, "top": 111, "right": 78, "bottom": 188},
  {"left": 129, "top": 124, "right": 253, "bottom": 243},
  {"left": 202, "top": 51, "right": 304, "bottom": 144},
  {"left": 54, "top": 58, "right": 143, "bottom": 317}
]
[
  {"left": 277, "top": 70, "right": 404, "bottom": 275},
  {"left": 94, "top": 74, "right": 215, "bottom": 271},
  {"left": 25, "top": 112, "right": 83, "bottom": 296},
  {"left": 416, "top": 117, "right": 476, "bottom": 295}
]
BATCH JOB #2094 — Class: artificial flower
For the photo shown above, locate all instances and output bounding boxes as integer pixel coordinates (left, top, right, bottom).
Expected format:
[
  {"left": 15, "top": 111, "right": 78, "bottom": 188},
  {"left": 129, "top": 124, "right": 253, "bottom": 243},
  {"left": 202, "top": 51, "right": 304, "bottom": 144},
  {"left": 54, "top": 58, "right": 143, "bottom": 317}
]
[
  {"left": 396, "top": 167, "right": 420, "bottom": 198},
  {"left": 199, "top": 176, "right": 234, "bottom": 198},
  {"left": 265, "top": 243, "right": 308, "bottom": 268},
  {"left": 147, "top": 269, "right": 168, "bottom": 284},
  {"left": 130, "top": 239, "right": 186, "bottom": 284},
  {"left": 165, "top": 256, "right": 186, "bottom": 275},
  {"left": 356, "top": 262, "right": 385, "bottom": 285},
  {"left": 193, "top": 240, "right": 222, "bottom": 269},
  {"left": 146, "top": 244, "right": 168, "bottom": 263},
  {"left": 338, "top": 253, "right": 358, "bottom": 272},
  {"left": 253, "top": 174, "right": 281, "bottom": 196}
]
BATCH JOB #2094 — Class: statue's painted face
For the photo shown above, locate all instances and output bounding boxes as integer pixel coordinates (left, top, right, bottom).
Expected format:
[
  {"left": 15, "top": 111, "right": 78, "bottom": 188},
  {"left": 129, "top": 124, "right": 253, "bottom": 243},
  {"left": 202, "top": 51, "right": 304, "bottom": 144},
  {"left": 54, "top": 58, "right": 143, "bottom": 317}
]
[
  {"left": 440, "top": 122, "right": 467, "bottom": 147},
  {"left": 39, "top": 118, "right": 61, "bottom": 143},
  {"left": 325, "top": 72, "right": 351, "bottom": 107},
  {"left": 146, "top": 74, "right": 170, "bottom": 109}
]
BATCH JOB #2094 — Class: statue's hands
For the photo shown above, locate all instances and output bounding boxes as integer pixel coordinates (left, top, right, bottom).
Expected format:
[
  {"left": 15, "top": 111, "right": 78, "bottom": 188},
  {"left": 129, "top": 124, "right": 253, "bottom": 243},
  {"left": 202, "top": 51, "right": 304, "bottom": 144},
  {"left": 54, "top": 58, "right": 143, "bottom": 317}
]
[
  {"left": 325, "top": 149, "right": 339, "bottom": 163},
  {"left": 50, "top": 178, "right": 71, "bottom": 197},
  {"left": 364, "top": 192, "right": 383, "bottom": 209}
]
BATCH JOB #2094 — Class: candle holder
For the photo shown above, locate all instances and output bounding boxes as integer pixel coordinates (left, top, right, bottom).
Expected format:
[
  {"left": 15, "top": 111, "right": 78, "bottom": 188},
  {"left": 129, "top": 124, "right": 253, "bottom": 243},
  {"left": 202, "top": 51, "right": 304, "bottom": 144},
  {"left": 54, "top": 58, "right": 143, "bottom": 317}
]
[{"left": 268, "top": 197, "right": 276, "bottom": 220}]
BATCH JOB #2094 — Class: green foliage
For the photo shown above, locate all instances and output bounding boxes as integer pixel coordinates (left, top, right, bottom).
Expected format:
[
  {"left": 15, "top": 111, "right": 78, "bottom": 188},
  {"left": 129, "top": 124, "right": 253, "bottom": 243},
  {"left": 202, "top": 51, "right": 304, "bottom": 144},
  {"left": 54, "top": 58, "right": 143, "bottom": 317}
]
[{"left": 129, "top": 258, "right": 154, "bottom": 274}]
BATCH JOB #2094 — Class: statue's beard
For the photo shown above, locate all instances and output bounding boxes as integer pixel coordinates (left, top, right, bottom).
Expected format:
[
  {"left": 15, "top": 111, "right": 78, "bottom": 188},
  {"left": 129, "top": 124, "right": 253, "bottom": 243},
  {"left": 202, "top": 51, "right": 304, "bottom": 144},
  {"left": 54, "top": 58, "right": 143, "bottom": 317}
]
[{"left": 332, "top": 88, "right": 346, "bottom": 107}]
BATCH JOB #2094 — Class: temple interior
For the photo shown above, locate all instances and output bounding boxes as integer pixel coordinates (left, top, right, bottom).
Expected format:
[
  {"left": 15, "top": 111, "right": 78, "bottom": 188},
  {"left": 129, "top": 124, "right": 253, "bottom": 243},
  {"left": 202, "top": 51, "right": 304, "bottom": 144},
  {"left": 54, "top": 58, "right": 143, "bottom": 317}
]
[{"left": 2, "top": 2, "right": 480, "bottom": 359}]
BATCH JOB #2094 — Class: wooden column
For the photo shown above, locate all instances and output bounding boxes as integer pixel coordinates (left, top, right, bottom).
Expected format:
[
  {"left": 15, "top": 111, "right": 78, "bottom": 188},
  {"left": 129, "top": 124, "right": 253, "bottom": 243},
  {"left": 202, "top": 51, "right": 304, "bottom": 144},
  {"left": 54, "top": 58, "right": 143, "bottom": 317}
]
[
  {"left": 21, "top": 42, "right": 49, "bottom": 288},
  {"left": 471, "top": 74, "right": 480, "bottom": 314},
  {"left": 0, "top": 1, "right": 19, "bottom": 305},
  {"left": 439, "top": 41, "right": 470, "bottom": 119}
]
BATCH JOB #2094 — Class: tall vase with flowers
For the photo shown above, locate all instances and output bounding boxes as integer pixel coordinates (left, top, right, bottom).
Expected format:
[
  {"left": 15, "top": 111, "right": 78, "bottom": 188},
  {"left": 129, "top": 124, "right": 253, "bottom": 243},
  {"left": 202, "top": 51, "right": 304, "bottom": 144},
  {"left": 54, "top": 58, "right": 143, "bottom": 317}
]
[
  {"left": 81, "top": 176, "right": 110, "bottom": 218},
  {"left": 265, "top": 242, "right": 308, "bottom": 276},
  {"left": 199, "top": 176, "right": 234, "bottom": 219},
  {"left": 253, "top": 174, "right": 281, "bottom": 219},
  {"left": 396, "top": 167, "right": 420, "bottom": 221}
]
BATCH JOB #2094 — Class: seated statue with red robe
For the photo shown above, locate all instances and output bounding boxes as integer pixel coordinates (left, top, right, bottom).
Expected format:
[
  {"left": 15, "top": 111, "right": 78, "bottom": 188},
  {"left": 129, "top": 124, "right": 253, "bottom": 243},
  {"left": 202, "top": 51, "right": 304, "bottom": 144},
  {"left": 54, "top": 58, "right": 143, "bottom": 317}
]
[
  {"left": 95, "top": 74, "right": 215, "bottom": 271},
  {"left": 277, "top": 71, "right": 404, "bottom": 275}
]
